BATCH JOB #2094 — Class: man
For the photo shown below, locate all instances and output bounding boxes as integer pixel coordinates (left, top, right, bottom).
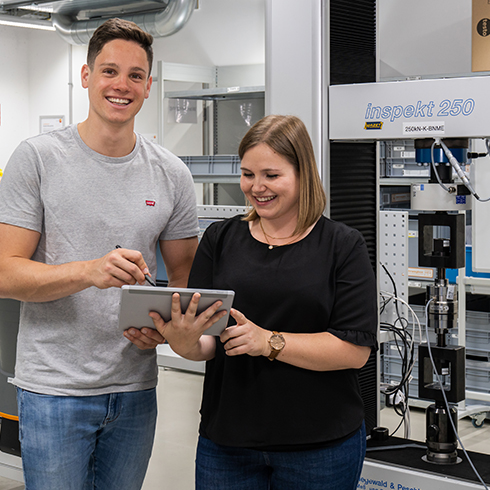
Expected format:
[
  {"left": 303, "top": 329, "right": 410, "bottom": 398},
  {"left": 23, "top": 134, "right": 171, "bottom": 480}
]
[{"left": 0, "top": 18, "right": 199, "bottom": 489}]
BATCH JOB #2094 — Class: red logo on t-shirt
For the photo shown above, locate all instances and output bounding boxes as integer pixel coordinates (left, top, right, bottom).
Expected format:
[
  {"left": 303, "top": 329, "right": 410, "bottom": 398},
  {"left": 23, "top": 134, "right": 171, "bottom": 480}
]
[{"left": 146, "top": 200, "right": 156, "bottom": 206}]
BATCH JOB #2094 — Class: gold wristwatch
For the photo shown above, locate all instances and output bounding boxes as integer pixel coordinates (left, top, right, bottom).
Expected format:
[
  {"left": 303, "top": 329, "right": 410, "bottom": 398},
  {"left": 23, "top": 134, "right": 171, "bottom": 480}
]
[{"left": 267, "top": 331, "right": 285, "bottom": 361}]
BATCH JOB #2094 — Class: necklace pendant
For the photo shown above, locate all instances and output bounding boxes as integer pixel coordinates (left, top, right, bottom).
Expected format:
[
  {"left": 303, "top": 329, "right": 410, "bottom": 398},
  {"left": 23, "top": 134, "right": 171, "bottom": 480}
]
[{"left": 268, "top": 245, "right": 274, "bottom": 250}]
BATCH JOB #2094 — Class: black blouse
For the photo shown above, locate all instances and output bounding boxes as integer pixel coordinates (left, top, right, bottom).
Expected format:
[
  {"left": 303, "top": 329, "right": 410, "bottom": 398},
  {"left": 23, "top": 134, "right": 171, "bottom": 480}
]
[{"left": 188, "top": 215, "right": 378, "bottom": 450}]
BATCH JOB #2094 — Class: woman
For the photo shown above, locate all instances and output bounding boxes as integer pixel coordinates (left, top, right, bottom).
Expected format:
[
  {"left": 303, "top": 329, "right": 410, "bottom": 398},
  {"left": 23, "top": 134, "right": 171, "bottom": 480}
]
[{"left": 127, "top": 115, "right": 378, "bottom": 489}]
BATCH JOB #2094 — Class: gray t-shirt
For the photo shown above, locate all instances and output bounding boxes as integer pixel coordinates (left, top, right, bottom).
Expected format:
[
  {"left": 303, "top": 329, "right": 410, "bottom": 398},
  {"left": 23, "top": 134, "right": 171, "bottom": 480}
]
[{"left": 0, "top": 125, "right": 199, "bottom": 396}]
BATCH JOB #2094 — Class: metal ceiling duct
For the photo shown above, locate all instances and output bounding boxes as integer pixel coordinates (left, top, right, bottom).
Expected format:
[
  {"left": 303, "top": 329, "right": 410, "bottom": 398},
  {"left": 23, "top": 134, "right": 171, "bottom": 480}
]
[{"left": 51, "top": 0, "right": 195, "bottom": 45}]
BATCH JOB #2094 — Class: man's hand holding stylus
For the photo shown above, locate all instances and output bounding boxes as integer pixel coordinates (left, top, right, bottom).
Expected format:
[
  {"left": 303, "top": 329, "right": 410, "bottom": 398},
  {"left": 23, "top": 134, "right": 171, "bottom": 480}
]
[{"left": 90, "top": 247, "right": 151, "bottom": 289}]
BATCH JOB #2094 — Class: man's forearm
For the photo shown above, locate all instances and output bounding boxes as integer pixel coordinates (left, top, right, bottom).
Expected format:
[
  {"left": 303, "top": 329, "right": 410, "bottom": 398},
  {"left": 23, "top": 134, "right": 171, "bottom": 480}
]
[{"left": 0, "top": 257, "right": 94, "bottom": 302}]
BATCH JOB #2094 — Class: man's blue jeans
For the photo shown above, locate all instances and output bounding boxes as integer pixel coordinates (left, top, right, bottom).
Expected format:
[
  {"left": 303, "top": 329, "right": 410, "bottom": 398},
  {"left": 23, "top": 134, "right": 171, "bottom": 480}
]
[
  {"left": 196, "top": 422, "right": 366, "bottom": 490},
  {"left": 17, "top": 388, "right": 157, "bottom": 490}
]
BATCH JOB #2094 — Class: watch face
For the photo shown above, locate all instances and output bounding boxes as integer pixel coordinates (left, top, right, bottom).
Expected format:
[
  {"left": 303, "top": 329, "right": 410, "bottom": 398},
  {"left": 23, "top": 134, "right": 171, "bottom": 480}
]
[{"left": 270, "top": 334, "right": 285, "bottom": 350}]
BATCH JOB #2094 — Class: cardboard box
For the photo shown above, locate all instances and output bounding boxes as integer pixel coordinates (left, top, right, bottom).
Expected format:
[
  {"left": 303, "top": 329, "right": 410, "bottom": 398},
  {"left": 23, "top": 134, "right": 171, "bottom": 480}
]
[{"left": 472, "top": 0, "right": 490, "bottom": 72}]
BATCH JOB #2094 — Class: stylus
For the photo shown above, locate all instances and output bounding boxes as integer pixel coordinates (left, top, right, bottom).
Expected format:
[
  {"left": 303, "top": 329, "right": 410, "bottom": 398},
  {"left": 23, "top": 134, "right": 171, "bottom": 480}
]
[{"left": 115, "top": 245, "right": 157, "bottom": 287}]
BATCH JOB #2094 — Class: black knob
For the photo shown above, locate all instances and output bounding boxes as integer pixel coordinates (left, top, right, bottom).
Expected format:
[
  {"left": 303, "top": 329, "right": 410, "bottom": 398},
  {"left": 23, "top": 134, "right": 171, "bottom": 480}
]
[
  {"left": 427, "top": 424, "right": 439, "bottom": 438},
  {"left": 370, "top": 426, "right": 389, "bottom": 441}
]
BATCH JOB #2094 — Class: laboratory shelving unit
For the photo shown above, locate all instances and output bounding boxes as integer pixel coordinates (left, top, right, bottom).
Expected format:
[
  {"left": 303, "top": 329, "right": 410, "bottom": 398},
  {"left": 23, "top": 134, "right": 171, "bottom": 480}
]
[{"left": 155, "top": 61, "right": 264, "bottom": 202}]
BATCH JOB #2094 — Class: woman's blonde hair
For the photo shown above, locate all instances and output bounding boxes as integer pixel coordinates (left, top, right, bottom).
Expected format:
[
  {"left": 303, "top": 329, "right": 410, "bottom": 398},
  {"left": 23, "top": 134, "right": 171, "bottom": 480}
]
[{"left": 238, "top": 115, "right": 326, "bottom": 235}]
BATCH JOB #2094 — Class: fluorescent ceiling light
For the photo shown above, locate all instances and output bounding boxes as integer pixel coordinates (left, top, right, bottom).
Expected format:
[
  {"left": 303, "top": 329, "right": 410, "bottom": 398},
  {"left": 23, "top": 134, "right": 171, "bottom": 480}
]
[
  {"left": 0, "top": 14, "right": 55, "bottom": 31},
  {"left": 19, "top": 5, "right": 54, "bottom": 13}
]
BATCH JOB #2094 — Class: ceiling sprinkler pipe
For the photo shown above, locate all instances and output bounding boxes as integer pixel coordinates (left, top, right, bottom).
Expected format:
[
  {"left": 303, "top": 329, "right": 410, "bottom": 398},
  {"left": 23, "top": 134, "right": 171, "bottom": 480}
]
[{"left": 52, "top": 0, "right": 195, "bottom": 45}]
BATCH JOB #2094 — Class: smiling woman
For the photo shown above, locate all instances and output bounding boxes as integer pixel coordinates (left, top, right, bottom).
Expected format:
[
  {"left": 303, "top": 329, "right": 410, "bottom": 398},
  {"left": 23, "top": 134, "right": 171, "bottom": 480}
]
[
  {"left": 134, "top": 114, "right": 378, "bottom": 490},
  {"left": 239, "top": 142, "right": 301, "bottom": 244},
  {"left": 239, "top": 114, "right": 327, "bottom": 241},
  {"left": 179, "top": 116, "right": 378, "bottom": 490}
]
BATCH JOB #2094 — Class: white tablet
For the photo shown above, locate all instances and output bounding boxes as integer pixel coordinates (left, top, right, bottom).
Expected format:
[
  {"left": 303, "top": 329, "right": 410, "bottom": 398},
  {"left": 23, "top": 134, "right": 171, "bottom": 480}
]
[{"left": 118, "top": 285, "right": 235, "bottom": 336}]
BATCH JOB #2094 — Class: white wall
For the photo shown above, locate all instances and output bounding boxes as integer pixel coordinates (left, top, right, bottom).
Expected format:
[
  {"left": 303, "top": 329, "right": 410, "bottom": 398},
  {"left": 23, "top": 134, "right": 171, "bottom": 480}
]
[
  {"left": 28, "top": 30, "right": 77, "bottom": 132},
  {"left": 378, "top": 0, "right": 472, "bottom": 80},
  {"left": 0, "top": 0, "right": 265, "bottom": 170},
  {"left": 151, "top": 0, "right": 265, "bottom": 67},
  {"left": 0, "top": 25, "right": 32, "bottom": 171}
]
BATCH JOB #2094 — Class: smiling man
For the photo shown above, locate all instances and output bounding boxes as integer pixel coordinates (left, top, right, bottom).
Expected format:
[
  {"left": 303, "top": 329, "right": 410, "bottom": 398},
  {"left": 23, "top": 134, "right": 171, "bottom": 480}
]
[{"left": 0, "top": 18, "right": 199, "bottom": 490}]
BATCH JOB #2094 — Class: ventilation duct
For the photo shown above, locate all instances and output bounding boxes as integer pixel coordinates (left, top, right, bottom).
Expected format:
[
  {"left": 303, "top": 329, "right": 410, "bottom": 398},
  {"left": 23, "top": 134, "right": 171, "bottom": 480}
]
[{"left": 51, "top": 0, "right": 195, "bottom": 45}]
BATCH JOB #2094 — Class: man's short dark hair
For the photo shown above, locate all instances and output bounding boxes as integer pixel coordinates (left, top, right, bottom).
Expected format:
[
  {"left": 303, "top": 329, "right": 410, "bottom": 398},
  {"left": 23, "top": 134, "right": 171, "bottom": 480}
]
[{"left": 87, "top": 18, "right": 154, "bottom": 75}]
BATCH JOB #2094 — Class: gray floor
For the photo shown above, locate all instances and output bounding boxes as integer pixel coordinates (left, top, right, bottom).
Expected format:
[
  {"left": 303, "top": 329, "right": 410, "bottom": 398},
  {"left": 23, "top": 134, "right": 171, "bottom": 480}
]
[
  {"left": 1, "top": 367, "right": 489, "bottom": 490},
  {"left": 0, "top": 480, "right": 22, "bottom": 490}
]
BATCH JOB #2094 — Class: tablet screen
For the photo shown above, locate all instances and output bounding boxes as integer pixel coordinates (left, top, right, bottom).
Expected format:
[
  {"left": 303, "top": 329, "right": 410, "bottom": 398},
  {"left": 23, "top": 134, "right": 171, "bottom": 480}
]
[{"left": 118, "top": 285, "right": 235, "bottom": 336}]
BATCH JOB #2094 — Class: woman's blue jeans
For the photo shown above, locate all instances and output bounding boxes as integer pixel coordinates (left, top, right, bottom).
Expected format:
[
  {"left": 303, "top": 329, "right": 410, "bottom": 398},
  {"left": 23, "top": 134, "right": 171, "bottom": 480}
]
[
  {"left": 17, "top": 387, "right": 157, "bottom": 490},
  {"left": 196, "top": 422, "right": 366, "bottom": 490}
]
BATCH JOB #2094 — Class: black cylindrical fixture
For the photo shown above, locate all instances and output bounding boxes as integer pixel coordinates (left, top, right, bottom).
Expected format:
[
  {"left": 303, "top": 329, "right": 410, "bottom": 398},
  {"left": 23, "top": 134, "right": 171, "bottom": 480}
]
[{"left": 425, "top": 403, "right": 459, "bottom": 465}]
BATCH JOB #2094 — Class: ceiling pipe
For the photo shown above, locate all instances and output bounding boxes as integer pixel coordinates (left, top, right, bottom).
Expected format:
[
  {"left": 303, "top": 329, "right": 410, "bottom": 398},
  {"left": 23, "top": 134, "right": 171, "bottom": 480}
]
[
  {"left": 0, "top": 12, "right": 54, "bottom": 30},
  {"left": 52, "top": 0, "right": 195, "bottom": 45}
]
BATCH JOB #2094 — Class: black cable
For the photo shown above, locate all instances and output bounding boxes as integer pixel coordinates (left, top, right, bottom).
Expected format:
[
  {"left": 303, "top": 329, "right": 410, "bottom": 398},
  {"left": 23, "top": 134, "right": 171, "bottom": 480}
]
[
  {"left": 379, "top": 263, "right": 418, "bottom": 438},
  {"left": 380, "top": 321, "right": 414, "bottom": 437}
]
